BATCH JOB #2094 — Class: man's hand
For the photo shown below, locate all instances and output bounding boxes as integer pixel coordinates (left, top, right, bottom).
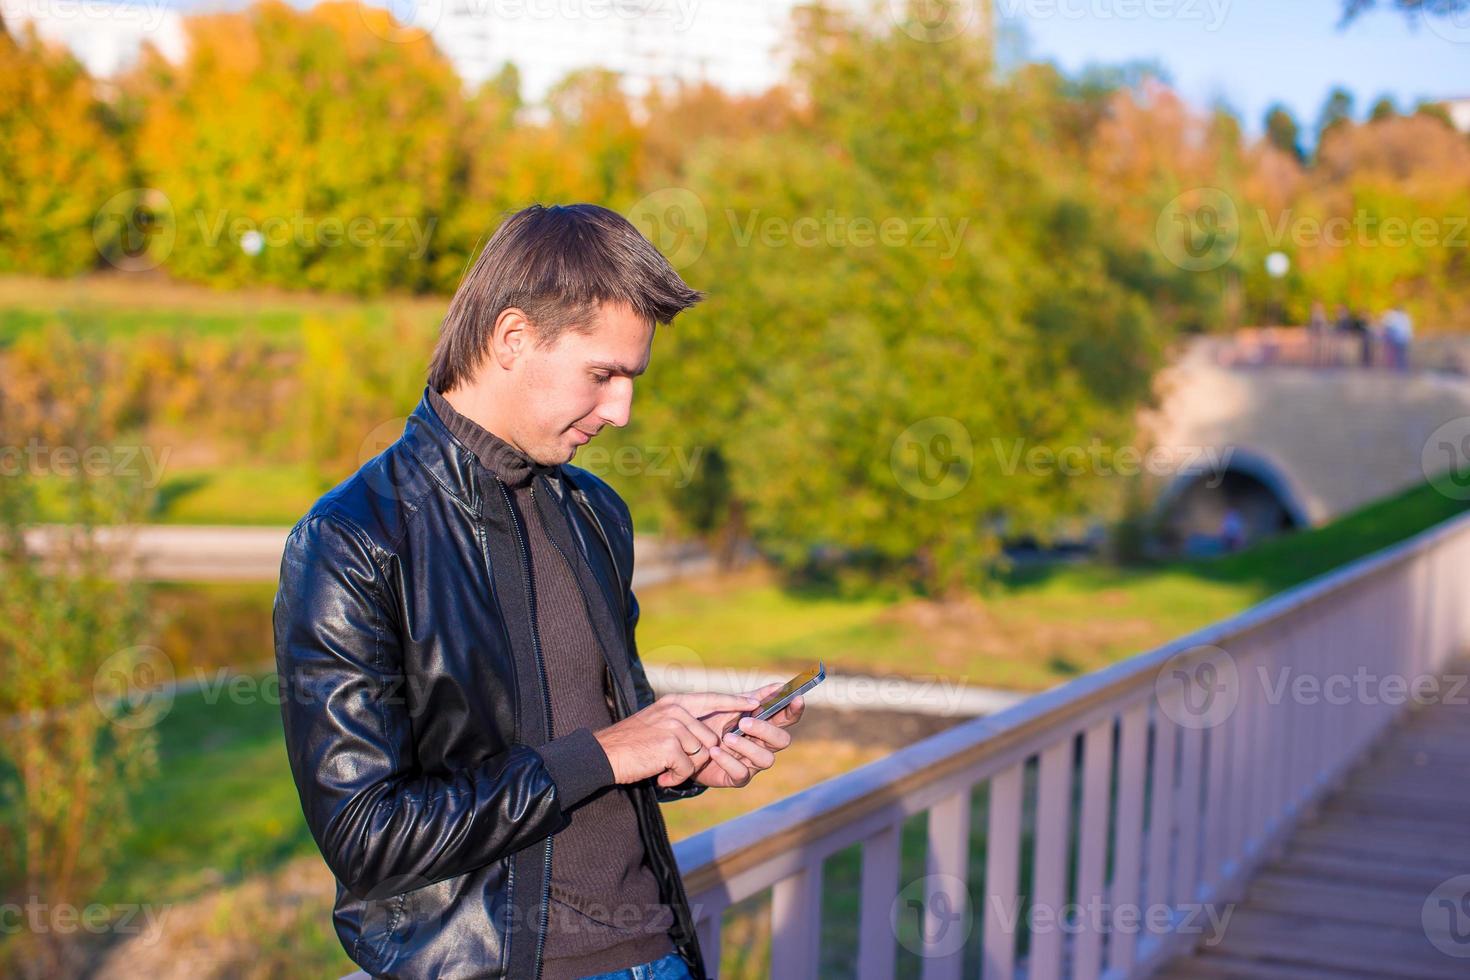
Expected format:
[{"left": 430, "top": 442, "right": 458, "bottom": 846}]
[
  {"left": 594, "top": 692, "right": 761, "bottom": 788},
  {"left": 689, "top": 681, "right": 806, "bottom": 789}
]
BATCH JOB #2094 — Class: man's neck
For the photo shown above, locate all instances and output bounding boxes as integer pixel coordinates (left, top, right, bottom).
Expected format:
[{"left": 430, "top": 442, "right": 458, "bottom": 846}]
[{"left": 441, "top": 385, "right": 532, "bottom": 459}]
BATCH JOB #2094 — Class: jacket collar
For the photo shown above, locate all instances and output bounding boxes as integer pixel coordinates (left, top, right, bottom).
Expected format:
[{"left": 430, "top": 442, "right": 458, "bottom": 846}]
[{"left": 402, "top": 386, "right": 571, "bottom": 513}]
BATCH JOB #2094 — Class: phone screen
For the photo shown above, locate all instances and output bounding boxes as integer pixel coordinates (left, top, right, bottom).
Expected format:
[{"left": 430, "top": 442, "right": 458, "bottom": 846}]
[{"left": 754, "top": 663, "right": 823, "bottom": 720}]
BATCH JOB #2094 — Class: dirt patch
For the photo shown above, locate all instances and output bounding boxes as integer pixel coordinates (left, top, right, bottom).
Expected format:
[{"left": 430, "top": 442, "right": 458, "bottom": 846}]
[
  {"left": 90, "top": 858, "right": 347, "bottom": 980},
  {"left": 876, "top": 595, "right": 1158, "bottom": 679}
]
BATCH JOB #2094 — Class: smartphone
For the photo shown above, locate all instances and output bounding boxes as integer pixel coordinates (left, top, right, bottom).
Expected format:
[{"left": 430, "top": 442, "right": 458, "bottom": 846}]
[{"left": 735, "top": 662, "right": 825, "bottom": 734}]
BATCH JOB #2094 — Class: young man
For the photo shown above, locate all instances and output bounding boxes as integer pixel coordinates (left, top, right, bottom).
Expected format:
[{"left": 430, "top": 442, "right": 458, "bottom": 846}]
[{"left": 273, "top": 204, "right": 804, "bottom": 980}]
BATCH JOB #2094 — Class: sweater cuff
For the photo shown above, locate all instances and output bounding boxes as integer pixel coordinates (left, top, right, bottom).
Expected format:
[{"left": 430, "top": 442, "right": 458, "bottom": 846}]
[{"left": 537, "top": 727, "right": 615, "bottom": 810}]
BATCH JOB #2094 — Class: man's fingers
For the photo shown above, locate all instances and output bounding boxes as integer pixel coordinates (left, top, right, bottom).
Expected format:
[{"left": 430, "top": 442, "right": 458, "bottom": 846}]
[
  {"left": 666, "top": 706, "right": 719, "bottom": 749},
  {"left": 664, "top": 745, "right": 696, "bottom": 783},
  {"left": 708, "top": 745, "right": 752, "bottom": 785},
  {"left": 722, "top": 729, "right": 776, "bottom": 769},
  {"left": 673, "top": 692, "right": 762, "bottom": 714}
]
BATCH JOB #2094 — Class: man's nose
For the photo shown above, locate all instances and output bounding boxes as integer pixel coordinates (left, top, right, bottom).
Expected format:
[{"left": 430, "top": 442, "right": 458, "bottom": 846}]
[{"left": 599, "top": 380, "right": 634, "bottom": 428}]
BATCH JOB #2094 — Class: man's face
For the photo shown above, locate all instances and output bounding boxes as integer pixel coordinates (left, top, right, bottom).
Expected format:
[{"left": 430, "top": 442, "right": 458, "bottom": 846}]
[{"left": 511, "top": 301, "right": 654, "bottom": 465}]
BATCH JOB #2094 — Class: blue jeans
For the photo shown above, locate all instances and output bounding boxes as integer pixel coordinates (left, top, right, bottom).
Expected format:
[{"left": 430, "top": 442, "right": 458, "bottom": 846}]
[{"left": 578, "top": 951, "right": 694, "bottom": 980}]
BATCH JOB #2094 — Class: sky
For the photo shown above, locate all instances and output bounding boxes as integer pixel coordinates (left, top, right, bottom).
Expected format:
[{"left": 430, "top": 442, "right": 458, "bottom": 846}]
[{"left": 1000, "top": 0, "right": 1470, "bottom": 142}]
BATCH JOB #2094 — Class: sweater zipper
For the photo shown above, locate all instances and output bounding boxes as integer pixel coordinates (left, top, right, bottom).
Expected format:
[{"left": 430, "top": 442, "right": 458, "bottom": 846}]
[{"left": 498, "top": 477, "right": 554, "bottom": 980}]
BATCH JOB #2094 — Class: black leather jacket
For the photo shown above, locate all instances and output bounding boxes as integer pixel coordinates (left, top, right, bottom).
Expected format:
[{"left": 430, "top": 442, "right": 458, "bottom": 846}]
[{"left": 272, "top": 388, "right": 710, "bottom": 979}]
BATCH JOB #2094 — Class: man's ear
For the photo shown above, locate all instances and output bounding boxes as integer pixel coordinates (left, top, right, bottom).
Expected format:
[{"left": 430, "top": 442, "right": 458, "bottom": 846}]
[{"left": 489, "top": 308, "right": 533, "bottom": 370}]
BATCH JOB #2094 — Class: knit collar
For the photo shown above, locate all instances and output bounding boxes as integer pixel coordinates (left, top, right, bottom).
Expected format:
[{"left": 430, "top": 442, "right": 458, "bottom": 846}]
[{"left": 426, "top": 387, "right": 555, "bottom": 489}]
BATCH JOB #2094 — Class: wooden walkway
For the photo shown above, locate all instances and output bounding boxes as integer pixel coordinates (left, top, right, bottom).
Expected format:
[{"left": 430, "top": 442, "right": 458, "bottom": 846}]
[{"left": 1157, "top": 676, "right": 1470, "bottom": 979}]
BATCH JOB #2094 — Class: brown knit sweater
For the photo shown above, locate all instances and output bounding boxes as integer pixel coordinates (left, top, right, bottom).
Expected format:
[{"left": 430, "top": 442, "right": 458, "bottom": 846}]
[{"left": 427, "top": 389, "right": 675, "bottom": 979}]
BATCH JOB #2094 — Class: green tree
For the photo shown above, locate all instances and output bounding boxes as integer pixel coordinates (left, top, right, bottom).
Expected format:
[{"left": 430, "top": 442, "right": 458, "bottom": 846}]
[
  {"left": 0, "top": 334, "right": 157, "bottom": 978},
  {"left": 1265, "top": 103, "right": 1305, "bottom": 163},
  {"left": 122, "top": 0, "right": 463, "bottom": 295}
]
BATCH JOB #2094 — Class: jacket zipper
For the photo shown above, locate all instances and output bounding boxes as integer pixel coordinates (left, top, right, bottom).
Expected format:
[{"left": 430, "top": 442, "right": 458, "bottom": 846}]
[{"left": 497, "top": 477, "right": 554, "bottom": 980}]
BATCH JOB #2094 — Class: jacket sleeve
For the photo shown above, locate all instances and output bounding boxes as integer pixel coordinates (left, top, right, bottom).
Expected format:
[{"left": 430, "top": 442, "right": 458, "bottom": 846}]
[{"left": 273, "top": 513, "right": 577, "bottom": 900}]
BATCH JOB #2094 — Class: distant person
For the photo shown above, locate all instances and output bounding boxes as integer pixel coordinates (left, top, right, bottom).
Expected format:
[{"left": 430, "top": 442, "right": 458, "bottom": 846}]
[
  {"left": 1333, "top": 304, "right": 1355, "bottom": 368},
  {"left": 1220, "top": 507, "right": 1245, "bottom": 553},
  {"left": 1383, "top": 304, "right": 1413, "bottom": 371},
  {"left": 1308, "top": 301, "right": 1330, "bottom": 367},
  {"left": 1345, "top": 309, "right": 1373, "bottom": 368}
]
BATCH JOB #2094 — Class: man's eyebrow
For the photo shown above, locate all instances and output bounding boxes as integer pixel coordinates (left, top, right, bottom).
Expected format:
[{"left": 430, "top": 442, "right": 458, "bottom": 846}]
[{"left": 588, "top": 360, "right": 648, "bottom": 377}]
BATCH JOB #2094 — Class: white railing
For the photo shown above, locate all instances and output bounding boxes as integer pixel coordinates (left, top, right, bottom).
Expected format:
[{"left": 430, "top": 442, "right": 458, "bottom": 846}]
[{"left": 674, "top": 508, "right": 1470, "bottom": 979}]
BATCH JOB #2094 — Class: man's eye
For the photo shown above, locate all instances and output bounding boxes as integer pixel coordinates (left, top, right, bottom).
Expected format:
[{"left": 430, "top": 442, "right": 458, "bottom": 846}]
[{"left": 592, "top": 374, "right": 611, "bottom": 385}]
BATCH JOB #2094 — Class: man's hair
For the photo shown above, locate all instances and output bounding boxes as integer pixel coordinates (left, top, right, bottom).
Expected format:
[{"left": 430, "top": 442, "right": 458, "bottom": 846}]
[{"left": 427, "top": 204, "right": 704, "bottom": 392}]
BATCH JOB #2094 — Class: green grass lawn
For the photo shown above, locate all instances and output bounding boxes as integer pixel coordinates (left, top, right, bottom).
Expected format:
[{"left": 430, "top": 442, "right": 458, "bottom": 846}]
[
  {"left": 142, "top": 477, "right": 1470, "bottom": 691},
  {"left": 0, "top": 273, "right": 444, "bottom": 346},
  {"left": 637, "top": 479, "right": 1470, "bottom": 690}
]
